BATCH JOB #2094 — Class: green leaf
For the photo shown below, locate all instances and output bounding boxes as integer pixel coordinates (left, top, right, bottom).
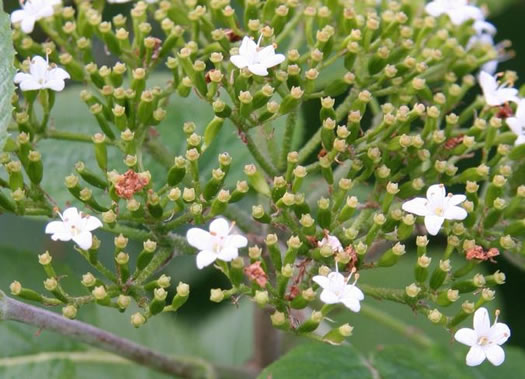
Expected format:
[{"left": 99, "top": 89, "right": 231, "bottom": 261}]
[
  {"left": 258, "top": 343, "right": 374, "bottom": 379},
  {"left": 0, "top": 4, "right": 16, "bottom": 150}
]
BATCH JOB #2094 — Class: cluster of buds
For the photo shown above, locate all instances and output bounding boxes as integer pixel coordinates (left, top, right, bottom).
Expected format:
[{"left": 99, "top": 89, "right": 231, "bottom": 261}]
[{"left": 2, "top": 0, "right": 521, "bottom": 365}]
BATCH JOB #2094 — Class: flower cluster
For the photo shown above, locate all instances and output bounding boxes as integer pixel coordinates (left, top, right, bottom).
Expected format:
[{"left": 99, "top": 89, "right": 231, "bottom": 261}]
[{"left": 3, "top": 0, "right": 521, "bottom": 368}]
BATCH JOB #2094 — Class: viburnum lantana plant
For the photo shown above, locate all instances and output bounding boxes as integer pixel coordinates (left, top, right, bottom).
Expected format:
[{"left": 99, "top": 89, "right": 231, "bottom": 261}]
[{"left": 1, "top": 0, "right": 524, "bottom": 376}]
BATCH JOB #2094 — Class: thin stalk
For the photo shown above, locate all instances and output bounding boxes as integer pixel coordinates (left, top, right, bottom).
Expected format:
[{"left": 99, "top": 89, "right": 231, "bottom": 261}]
[
  {"left": 0, "top": 291, "right": 212, "bottom": 378},
  {"left": 279, "top": 111, "right": 297, "bottom": 170}
]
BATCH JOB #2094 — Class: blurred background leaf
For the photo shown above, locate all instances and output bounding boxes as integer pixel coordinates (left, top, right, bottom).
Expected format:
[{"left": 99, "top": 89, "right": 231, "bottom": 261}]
[{"left": 0, "top": 3, "right": 15, "bottom": 149}]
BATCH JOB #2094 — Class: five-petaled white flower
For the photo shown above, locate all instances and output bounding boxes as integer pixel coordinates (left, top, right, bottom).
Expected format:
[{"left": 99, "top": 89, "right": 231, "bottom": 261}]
[
  {"left": 186, "top": 218, "right": 248, "bottom": 269},
  {"left": 11, "top": 0, "right": 61, "bottom": 34},
  {"left": 454, "top": 307, "right": 511, "bottom": 366},
  {"left": 318, "top": 234, "right": 344, "bottom": 253},
  {"left": 479, "top": 71, "right": 519, "bottom": 107},
  {"left": 230, "top": 36, "right": 285, "bottom": 76},
  {"left": 312, "top": 267, "right": 364, "bottom": 312},
  {"left": 14, "top": 56, "right": 70, "bottom": 92},
  {"left": 506, "top": 98, "right": 525, "bottom": 146},
  {"left": 45, "top": 207, "right": 103, "bottom": 250},
  {"left": 402, "top": 184, "right": 468, "bottom": 236},
  {"left": 425, "top": 0, "right": 483, "bottom": 25}
]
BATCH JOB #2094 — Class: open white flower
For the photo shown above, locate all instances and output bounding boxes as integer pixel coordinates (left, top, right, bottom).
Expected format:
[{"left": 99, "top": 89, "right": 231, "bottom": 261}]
[
  {"left": 425, "top": 0, "right": 483, "bottom": 25},
  {"left": 230, "top": 36, "right": 285, "bottom": 76},
  {"left": 402, "top": 184, "right": 467, "bottom": 236},
  {"left": 186, "top": 218, "right": 248, "bottom": 269},
  {"left": 506, "top": 98, "right": 525, "bottom": 146},
  {"left": 318, "top": 234, "right": 344, "bottom": 253},
  {"left": 11, "top": 0, "right": 61, "bottom": 34},
  {"left": 14, "top": 56, "right": 70, "bottom": 92},
  {"left": 312, "top": 268, "right": 364, "bottom": 312},
  {"left": 454, "top": 307, "right": 510, "bottom": 366},
  {"left": 479, "top": 71, "right": 519, "bottom": 106},
  {"left": 45, "top": 207, "right": 103, "bottom": 250}
]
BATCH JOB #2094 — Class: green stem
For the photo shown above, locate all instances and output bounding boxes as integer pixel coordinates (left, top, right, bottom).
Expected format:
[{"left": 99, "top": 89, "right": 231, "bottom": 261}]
[
  {"left": 0, "top": 291, "right": 215, "bottom": 378},
  {"left": 279, "top": 111, "right": 297, "bottom": 171}
]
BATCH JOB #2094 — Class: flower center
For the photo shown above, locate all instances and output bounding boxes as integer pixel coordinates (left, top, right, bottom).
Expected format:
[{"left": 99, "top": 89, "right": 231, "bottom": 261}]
[
  {"left": 477, "top": 336, "right": 490, "bottom": 346},
  {"left": 434, "top": 207, "right": 444, "bottom": 216}
]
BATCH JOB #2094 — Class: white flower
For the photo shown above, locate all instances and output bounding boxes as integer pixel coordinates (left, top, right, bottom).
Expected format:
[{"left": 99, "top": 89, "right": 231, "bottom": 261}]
[
  {"left": 468, "top": 20, "right": 499, "bottom": 75},
  {"left": 454, "top": 307, "right": 511, "bottom": 366},
  {"left": 45, "top": 207, "right": 103, "bottom": 250},
  {"left": 318, "top": 234, "right": 344, "bottom": 253},
  {"left": 230, "top": 36, "right": 285, "bottom": 76},
  {"left": 506, "top": 99, "right": 525, "bottom": 146},
  {"left": 11, "top": 0, "right": 61, "bottom": 34},
  {"left": 402, "top": 184, "right": 467, "bottom": 236},
  {"left": 425, "top": 0, "right": 483, "bottom": 25},
  {"left": 312, "top": 268, "right": 364, "bottom": 312},
  {"left": 479, "top": 71, "right": 519, "bottom": 106},
  {"left": 186, "top": 218, "right": 248, "bottom": 269},
  {"left": 14, "top": 56, "right": 70, "bottom": 92}
]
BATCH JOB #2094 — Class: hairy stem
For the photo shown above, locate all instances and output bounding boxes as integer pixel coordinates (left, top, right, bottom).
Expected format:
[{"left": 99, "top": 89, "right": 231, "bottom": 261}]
[{"left": 0, "top": 291, "right": 211, "bottom": 378}]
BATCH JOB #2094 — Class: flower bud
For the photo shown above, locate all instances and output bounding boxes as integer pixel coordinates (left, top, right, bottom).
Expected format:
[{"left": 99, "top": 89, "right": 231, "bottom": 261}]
[
  {"left": 62, "top": 305, "right": 77, "bottom": 319},
  {"left": 405, "top": 283, "right": 421, "bottom": 298},
  {"left": 210, "top": 288, "right": 224, "bottom": 303},
  {"left": 131, "top": 312, "right": 146, "bottom": 328}
]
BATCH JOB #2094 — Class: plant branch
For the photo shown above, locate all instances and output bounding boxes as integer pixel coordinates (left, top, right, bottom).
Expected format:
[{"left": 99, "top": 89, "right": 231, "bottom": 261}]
[{"left": 0, "top": 291, "right": 212, "bottom": 378}]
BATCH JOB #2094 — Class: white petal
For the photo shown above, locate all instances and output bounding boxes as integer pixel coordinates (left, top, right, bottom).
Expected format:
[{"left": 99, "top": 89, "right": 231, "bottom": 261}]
[
  {"left": 516, "top": 135, "right": 525, "bottom": 146},
  {"left": 226, "top": 234, "right": 248, "bottom": 249},
  {"left": 479, "top": 71, "right": 497, "bottom": 93},
  {"left": 45, "top": 221, "right": 67, "bottom": 236},
  {"left": 448, "top": 194, "right": 466, "bottom": 206},
  {"left": 481, "top": 60, "right": 498, "bottom": 76},
  {"left": 424, "top": 215, "right": 444, "bottom": 236},
  {"left": 217, "top": 246, "right": 238, "bottom": 262},
  {"left": 230, "top": 55, "right": 249, "bottom": 69},
  {"left": 44, "top": 79, "right": 65, "bottom": 92},
  {"left": 454, "top": 328, "right": 477, "bottom": 346},
  {"left": 73, "top": 231, "right": 93, "bottom": 250},
  {"left": 402, "top": 197, "right": 429, "bottom": 217},
  {"left": 19, "top": 78, "right": 42, "bottom": 91},
  {"left": 186, "top": 228, "right": 212, "bottom": 251},
  {"left": 466, "top": 345, "right": 486, "bottom": 366},
  {"left": 30, "top": 56, "right": 48, "bottom": 78},
  {"left": 239, "top": 36, "right": 257, "bottom": 59},
  {"left": 84, "top": 215, "right": 103, "bottom": 232},
  {"left": 506, "top": 117, "right": 523, "bottom": 136},
  {"left": 425, "top": 2, "right": 445, "bottom": 17},
  {"left": 319, "top": 289, "right": 340, "bottom": 304},
  {"left": 342, "top": 297, "right": 361, "bottom": 312},
  {"left": 484, "top": 344, "right": 505, "bottom": 366},
  {"left": 248, "top": 64, "right": 269, "bottom": 76},
  {"left": 196, "top": 250, "right": 217, "bottom": 269},
  {"left": 209, "top": 218, "right": 230, "bottom": 236},
  {"left": 21, "top": 16, "right": 36, "bottom": 34},
  {"left": 327, "top": 272, "right": 346, "bottom": 289},
  {"left": 515, "top": 99, "right": 525, "bottom": 120},
  {"left": 473, "top": 307, "right": 491, "bottom": 336},
  {"left": 490, "top": 323, "right": 511, "bottom": 345},
  {"left": 345, "top": 285, "right": 364, "bottom": 301},
  {"left": 62, "top": 207, "right": 80, "bottom": 221},
  {"left": 426, "top": 184, "right": 446, "bottom": 202},
  {"left": 261, "top": 53, "right": 285, "bottom": 69},
  {"left": 256, "top": 46, "right": 276, "bottom": 61},
  {"left": 312, "top": 275, "right": 329, "bottom": 289},
  {"left": 36, "top": 6, "right": 55, "bottom": 20},
  {"left": 497, "top": 88, "right": 519, "bottom": 104},
  {"left": 444, "top": 205, "right": 468, "bottom": 221},
  {"left": 11, "top": 10, "right": 25, "bottom": 24},
  {"left": 14, "top": 72, "right": 32, "bottom": 84},
  {"left": 49, "top": 67, "right": 70, "bottom": 81}
]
